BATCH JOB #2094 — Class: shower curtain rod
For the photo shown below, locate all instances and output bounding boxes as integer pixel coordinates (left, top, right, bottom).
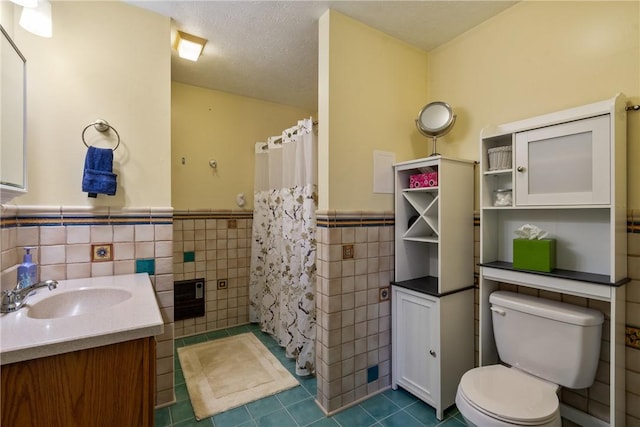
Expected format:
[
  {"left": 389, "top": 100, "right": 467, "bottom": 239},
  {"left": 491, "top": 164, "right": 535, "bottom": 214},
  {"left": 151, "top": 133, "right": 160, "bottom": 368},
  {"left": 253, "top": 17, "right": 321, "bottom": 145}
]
[{"left": 261, "top": 121, "right": 318, "bottom": 150}]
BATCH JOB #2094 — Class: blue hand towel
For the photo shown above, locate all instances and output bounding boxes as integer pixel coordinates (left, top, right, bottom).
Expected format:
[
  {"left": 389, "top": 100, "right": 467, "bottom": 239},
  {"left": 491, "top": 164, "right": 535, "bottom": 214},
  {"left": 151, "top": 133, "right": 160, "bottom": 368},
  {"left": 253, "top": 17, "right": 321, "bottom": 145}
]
[{"left": 82, "top": 146, "right": 117, "bottom": 198}]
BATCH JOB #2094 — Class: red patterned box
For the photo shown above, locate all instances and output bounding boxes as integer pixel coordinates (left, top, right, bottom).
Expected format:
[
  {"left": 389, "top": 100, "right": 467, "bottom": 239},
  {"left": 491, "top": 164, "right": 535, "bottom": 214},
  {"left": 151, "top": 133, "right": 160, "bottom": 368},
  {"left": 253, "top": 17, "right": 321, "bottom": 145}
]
[{"left": 410, "top": 172, "right": 438, "bottom": 188}]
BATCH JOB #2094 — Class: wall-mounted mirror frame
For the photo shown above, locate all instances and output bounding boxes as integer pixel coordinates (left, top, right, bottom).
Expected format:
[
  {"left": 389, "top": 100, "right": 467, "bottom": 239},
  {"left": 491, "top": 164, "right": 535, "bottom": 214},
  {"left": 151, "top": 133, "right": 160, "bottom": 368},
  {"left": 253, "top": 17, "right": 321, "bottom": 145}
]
[{"left": 0, "top": 24, "right": 27, "bottom": 203}]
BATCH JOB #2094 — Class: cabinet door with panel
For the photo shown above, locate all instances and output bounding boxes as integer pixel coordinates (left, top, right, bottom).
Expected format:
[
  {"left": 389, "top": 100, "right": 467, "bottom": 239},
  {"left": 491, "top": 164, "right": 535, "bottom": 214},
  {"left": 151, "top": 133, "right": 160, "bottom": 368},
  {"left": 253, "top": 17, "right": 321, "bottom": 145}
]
[
  {"left": 391, "top": 286, "right": 439, "bottom": 407},
  {"left": 1, "top": 337, "right": 156, "bottom": 427},
  {"left": 391, "top": 285, "right": 474, "bottom": 421},
  {"left": 514, "top": 114, "right": 610, "bottom": 206}
]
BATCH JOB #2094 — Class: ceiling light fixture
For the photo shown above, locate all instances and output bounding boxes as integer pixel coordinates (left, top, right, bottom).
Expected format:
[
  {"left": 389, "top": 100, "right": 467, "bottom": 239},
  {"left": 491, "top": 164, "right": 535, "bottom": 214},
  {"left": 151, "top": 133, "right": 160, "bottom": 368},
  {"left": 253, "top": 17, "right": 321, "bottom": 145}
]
[
  {"left": 174, "top": 30, "right": 207, "bottom": 62},
  {"left": 18, "top": 0, "right": 53, "bottom": 38}
]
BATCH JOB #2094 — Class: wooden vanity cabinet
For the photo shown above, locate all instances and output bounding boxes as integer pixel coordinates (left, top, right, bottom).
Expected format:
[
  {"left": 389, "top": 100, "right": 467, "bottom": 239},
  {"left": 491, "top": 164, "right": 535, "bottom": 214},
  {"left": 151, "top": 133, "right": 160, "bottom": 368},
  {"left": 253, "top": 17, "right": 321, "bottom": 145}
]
[{"left": 1, "top": 337, "right": 156, "bottom": 427}]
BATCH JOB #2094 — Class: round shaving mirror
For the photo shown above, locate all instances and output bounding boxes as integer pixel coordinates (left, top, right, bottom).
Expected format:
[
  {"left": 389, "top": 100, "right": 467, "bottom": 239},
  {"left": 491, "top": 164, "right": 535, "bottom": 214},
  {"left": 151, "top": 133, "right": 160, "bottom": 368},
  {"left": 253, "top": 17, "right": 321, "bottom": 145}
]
[{"left": 415, "top": 101, "right": 456, "bottom": 156}]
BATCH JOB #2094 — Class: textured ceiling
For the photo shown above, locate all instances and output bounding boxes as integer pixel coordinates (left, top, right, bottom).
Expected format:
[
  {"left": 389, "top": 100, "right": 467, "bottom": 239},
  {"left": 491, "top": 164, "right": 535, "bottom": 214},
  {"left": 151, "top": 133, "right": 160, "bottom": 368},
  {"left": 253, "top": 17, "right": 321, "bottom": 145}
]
[{"left": 129, "top": 1, "right": 517, "bottom": 110}]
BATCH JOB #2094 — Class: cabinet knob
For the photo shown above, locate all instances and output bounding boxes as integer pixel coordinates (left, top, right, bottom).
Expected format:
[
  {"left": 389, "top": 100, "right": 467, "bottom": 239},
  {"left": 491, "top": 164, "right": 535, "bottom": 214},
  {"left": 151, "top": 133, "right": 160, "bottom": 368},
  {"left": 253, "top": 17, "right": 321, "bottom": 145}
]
[
  {"left": 429, "top": 350, "right": 436, "bottom": 357},
  {"left": 517, "top": 166, "right": 525, "bottom": 172}
]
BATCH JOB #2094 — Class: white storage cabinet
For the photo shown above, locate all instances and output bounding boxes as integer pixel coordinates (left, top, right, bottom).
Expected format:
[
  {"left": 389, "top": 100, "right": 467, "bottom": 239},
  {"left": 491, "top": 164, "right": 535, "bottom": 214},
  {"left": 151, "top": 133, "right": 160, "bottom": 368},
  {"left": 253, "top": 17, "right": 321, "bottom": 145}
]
[
  {"left": 392, "top": 285, "right": 473, "bottom": 420},
  {"left": 391, "top": 156, "right": 475, "bottom": 420}
]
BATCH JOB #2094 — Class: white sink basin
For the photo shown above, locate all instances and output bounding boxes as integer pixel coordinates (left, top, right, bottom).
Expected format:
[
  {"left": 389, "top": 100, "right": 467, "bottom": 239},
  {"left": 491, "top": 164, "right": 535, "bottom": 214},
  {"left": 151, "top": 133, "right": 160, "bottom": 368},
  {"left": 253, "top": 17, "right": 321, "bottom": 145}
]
[
  {"left": 26, "top": 287, "right": 133, "bottom": 319},
  {"left": 1, "top": 273, "right": 164, "bottom": 365}
]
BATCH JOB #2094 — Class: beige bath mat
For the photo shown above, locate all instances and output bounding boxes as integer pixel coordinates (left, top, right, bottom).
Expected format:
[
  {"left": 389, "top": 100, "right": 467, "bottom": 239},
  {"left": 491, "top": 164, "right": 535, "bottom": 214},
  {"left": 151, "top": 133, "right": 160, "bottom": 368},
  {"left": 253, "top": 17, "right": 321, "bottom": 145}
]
[{"left": 177, "top": 332, "right": 299, "bottom": 420}]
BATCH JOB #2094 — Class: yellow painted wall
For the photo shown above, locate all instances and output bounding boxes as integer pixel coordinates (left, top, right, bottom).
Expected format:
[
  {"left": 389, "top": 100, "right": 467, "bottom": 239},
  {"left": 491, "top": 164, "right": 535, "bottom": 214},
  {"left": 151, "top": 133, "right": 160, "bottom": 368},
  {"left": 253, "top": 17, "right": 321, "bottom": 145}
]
[
  {"left": 171, "top": 82, "right": 314, "bottom": 211},
  {"left": 0, "top": 2, "right": 16, "bottom": 35},
  {"left": 428, "top": 1, "right": 640, "bottom": 209},
  {"left": 318, "top": 10, "right": 430, "bottom": 212},
  {"left": 8, "top": 1, "right": 171, "bottom": 207}
]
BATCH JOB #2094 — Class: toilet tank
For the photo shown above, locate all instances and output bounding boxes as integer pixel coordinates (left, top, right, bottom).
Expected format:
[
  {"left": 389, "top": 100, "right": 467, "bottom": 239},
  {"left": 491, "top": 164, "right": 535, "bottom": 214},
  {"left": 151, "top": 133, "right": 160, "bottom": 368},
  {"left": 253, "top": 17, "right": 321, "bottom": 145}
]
[{"left": 490, "top": 291, "right": 604, "bottom": 389}]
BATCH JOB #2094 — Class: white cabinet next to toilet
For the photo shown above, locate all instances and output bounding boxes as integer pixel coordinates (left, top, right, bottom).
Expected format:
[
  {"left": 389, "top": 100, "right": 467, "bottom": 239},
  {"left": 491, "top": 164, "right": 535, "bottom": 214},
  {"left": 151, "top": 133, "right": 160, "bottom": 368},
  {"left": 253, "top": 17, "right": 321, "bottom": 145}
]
[
  {"left": 391, "top": 156, "right": 475, "bottom": 420},
  {"left": 392, "top": 287, "right": 437, "bottom": 405},
  {"left": 392, "top": 285, "right": 473, "bottom": 420}
]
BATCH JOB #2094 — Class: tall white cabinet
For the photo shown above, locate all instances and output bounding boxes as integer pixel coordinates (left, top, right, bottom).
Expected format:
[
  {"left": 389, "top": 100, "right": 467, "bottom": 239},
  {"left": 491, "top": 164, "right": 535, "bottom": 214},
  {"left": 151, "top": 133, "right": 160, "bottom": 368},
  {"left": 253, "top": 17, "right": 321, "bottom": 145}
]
[
  {"left": 479, "top": 94, "right": 628, "bottom": 426},
  {"left": 391, "top": 156, "right": 475, "bottom": 420}
]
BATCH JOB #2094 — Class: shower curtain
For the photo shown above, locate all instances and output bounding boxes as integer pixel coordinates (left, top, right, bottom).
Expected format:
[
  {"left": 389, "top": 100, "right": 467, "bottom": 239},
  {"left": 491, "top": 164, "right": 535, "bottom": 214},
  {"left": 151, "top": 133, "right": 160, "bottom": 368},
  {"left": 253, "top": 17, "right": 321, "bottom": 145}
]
[{"left": 249, "top": 117, "right": 317, "bottom": 376}]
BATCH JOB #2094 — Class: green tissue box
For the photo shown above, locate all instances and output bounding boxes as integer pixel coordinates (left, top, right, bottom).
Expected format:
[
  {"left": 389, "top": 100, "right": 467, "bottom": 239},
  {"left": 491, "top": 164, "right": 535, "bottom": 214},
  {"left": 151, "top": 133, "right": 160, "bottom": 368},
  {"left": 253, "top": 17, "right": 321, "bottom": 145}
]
[{"left": 513, "top": 238, "right": 556, "bottom": 272}]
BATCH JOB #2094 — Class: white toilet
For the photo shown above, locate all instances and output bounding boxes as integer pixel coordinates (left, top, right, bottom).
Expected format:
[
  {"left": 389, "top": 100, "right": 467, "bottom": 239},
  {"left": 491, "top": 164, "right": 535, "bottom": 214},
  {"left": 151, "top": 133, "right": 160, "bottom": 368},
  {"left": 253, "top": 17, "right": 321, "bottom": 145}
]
[{"left": 456, "top": 291, "right": 604, "bottom": 427}]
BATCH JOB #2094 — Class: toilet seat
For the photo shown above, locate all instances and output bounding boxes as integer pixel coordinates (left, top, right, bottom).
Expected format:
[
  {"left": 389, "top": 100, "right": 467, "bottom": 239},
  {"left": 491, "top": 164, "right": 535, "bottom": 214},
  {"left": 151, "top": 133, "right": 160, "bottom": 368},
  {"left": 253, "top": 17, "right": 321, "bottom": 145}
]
[{"left": 457, "top": 365, "right": 560, "bottom": 425}]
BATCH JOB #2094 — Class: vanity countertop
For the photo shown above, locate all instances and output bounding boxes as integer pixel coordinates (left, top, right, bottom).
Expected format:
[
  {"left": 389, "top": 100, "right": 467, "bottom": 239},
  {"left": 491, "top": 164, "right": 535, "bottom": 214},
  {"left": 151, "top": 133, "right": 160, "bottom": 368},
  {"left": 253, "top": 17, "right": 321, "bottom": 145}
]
[{"left": 0, "top": 273, "right": 164, "bottom": 365}]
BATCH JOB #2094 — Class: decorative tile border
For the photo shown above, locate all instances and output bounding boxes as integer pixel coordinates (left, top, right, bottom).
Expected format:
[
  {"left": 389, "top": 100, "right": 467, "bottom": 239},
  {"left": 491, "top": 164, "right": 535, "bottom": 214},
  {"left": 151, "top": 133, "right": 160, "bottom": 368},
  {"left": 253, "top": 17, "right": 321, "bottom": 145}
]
[
  {"left": 1, "top": 206, "right": 173, "bottom": 227},
  {"left": 0, "top": 216, "right": 18, "bottom": 228},
  {"left": 4, "top": 208, "right": 638, "bottom": 231},
  {"left": 175, "top": 209, "right": 394, "bottom": 227},
  {"left": 173, "top": 209, "right": 253, "bottom": 221},
  {"left": 316, "top": 211, "right": 394, "bottom": 228}
]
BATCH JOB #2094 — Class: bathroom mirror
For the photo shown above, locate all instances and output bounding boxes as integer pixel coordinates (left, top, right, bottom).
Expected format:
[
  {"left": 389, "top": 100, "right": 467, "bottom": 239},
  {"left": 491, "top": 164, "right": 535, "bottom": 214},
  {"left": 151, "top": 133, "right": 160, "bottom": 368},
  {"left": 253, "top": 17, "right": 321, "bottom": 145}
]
[
  {"left": 0, "top": 25, "right": 27, "bottom": 203},
  {"left": 415, "top": 101, "right": 456, "bottom": 157}
]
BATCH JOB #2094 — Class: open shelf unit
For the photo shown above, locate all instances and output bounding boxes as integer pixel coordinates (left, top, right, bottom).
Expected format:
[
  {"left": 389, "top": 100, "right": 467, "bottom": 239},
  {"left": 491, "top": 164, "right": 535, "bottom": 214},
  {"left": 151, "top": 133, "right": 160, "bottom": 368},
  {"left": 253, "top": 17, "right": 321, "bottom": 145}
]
[
  {"left": 393, "top": 156, "right": 475, "bottom": 292},
  {"left": 402, "top": 187, "right": 439, "bottom": 242}
]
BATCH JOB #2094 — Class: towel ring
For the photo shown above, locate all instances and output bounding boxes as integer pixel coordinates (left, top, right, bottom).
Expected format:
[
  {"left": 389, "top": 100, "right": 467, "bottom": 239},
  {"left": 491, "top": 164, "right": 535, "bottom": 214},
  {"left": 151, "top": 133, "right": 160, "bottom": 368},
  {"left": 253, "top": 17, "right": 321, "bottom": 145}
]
[{"left": 82, "top": 119, "right": 120, "bottom": 151}]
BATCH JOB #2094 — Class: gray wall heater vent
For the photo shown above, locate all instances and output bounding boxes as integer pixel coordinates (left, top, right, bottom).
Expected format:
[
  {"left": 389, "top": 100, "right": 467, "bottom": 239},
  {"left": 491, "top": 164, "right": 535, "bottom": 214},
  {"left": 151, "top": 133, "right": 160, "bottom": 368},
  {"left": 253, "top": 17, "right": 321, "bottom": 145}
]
[{"left": 174, "top": 278, "right": 205, "bottom": 321}]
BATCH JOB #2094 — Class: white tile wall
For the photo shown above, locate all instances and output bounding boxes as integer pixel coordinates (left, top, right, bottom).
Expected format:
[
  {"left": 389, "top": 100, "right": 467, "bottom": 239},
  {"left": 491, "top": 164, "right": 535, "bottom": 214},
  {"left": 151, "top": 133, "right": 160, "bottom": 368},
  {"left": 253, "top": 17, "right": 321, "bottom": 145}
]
[{"left": 172, "top": 214, "right": 251, "bottom": 337}]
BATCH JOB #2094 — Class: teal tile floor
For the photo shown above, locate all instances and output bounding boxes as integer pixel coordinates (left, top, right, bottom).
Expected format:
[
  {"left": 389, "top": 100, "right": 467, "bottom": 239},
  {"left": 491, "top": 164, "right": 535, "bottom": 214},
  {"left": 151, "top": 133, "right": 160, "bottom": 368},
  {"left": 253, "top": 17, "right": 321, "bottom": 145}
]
[{"left": 155, "top": 324, "right": 466, "bottom": 427}]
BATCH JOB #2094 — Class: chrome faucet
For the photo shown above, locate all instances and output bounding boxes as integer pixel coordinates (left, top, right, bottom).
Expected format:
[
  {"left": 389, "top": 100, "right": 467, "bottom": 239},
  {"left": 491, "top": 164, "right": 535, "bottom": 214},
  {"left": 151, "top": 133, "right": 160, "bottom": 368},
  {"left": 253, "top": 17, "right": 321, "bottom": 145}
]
[{"left": 1, "top": 280, "right": 58, "bottom": 313}]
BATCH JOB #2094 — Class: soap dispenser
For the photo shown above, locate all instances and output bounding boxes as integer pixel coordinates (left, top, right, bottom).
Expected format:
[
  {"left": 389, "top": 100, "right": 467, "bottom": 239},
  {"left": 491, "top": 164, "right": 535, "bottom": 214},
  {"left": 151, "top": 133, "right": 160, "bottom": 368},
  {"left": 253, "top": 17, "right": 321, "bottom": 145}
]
[{"left": 17, "top": 247, "right": 37, "bottom": 290}]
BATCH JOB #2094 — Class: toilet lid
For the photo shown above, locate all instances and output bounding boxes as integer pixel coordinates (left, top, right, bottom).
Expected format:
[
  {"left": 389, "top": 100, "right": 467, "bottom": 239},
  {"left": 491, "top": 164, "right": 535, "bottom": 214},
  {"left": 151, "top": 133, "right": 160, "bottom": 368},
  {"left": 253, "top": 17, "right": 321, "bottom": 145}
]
[{"left": 459, "top": 365, "right": 559, "bottom": 425}]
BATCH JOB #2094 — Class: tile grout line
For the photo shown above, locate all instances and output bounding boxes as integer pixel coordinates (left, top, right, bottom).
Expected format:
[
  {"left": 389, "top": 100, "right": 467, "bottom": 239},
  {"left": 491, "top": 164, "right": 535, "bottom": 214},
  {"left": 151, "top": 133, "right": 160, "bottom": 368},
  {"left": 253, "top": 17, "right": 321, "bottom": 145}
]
[{"left": 401, "top": 400, "right": 434, "bottom": 427}]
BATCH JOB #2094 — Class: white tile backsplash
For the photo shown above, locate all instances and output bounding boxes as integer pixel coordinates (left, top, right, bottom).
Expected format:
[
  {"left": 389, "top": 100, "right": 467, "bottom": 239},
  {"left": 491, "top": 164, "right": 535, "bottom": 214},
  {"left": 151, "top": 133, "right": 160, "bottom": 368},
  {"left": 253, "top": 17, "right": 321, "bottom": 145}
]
[
  {"left": 66, "top": 263, "right": 91, "bottom": 279},
  {"left": 113, "top": 260, "right": 135, "bottom": 275},
  {"left": 155, "top": 224, "right": 173, "bottom": 241},
  {"left": 67, "top": 226, "right": 91, "bottom": 244},
  {"left": 113, "top": 225, "right": 134, "bottom": 242},
  {"left": 114, "top": 243, "right": 135, "bottom": 260},
  {"left": 39, "top": 263, "right": 66, "bottom": 281},
  {"left": 155, "top": 241, "right": 173, "bottom": 258},
  {"left": 66, "top": 244, "right": 91, "bottom": 263},
  {"left": 91, "top": 261, "right": 114, "bottom": 277},
  {"left": 17, "top": 227, "right": 39, "bottom": 246},
  {"left": 40, "top": 226, "right": 68, "bottom": 245},
  {"left": 135, "top": 224, "right": 155, "bottom": 242},
  {"left": 91, "top": 225, "right": 113, "bottom": 243},
  {"left": 40, "top": 245, "right": 66, "bottom": 265},
  {"left": 135, "top": 242, "right": 154, "bottom": 258}
]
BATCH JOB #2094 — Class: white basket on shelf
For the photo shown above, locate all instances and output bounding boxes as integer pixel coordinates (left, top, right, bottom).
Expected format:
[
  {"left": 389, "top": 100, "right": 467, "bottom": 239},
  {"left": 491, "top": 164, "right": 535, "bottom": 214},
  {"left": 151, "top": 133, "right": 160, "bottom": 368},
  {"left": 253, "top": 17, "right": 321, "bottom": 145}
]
[{"left": 487, "top": 146, "right": 512, "bottom": 170}]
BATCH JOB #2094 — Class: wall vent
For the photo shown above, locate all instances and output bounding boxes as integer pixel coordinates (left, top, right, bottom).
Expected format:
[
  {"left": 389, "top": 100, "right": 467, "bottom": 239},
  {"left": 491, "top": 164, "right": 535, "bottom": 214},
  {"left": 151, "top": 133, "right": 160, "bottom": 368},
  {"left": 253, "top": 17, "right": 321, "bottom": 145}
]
[{"left": 174, "top": 278, "right": 205, "bottom": 321}]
